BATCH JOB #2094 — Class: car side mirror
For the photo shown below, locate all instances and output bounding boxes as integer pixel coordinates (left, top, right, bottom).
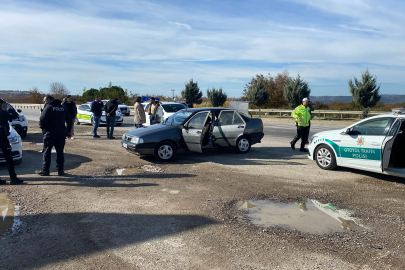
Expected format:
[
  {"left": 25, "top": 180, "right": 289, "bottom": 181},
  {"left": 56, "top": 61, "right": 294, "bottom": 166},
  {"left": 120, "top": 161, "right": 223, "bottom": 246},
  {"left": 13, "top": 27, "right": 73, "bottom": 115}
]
[
  {"left": 398, "top": 130, "right": 403, "bottom": 134},
  {"left": 17, "top": 109, "right": 22, "bottom": 113}
]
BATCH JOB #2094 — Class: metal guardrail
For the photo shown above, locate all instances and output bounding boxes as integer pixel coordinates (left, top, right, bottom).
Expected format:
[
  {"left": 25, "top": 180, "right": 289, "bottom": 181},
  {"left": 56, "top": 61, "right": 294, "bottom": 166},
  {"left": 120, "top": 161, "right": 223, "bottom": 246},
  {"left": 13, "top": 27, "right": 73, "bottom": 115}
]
[{"left": 11, "top": 103, "right": 390, "bottom": 118}]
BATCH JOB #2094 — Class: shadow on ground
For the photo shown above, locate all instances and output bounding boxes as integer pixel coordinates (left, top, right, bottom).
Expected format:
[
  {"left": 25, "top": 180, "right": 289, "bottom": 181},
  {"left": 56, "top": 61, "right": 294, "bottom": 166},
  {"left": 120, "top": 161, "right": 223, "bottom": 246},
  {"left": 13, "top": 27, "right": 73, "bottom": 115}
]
[
  {"left": 0, "top": 213, "right": 218, "bottom": 269},
  {"left": 140, "top": 146, "right": 308, "bottom": 166}
]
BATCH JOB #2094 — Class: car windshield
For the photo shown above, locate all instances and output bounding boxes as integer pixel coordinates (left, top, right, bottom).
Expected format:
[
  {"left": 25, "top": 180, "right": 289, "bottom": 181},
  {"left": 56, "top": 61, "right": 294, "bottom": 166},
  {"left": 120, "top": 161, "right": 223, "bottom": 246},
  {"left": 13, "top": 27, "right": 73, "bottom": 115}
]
[
  {"left": 162, "top": 104, "right": 186, "bottom": 113},
  {"left": 163, "top": 110, "right": 193, "bottom": 126}
]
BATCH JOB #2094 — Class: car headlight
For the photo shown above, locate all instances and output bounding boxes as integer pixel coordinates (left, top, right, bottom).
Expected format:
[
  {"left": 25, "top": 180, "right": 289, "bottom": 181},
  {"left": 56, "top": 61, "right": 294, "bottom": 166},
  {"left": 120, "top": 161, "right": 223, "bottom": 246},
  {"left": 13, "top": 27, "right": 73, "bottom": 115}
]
[
  {"left": 8, "top": 136, "right": 20, "bottom": 144},
  {"left": 309, "top": 136, "right": 318, "bottom": 144},
  {"left": 130, "top": 137, "right": 144, "bottom": 144}
]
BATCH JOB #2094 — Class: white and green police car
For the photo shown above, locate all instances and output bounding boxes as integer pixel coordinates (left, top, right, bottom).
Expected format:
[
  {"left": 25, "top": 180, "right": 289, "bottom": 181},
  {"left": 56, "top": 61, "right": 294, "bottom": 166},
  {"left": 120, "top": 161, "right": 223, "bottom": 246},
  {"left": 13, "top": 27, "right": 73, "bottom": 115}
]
[
  {"left": 75, "top": 103, "right": 123, "bottom": 126},
  {"left": 308, "top": 108, "right": 405, "bottom": 178}
]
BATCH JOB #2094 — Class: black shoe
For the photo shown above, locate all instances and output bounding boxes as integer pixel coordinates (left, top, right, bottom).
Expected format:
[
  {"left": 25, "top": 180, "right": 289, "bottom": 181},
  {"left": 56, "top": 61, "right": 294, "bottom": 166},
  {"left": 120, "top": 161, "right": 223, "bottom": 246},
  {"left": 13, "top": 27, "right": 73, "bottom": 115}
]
[
  {"left": 35, "top": 170, "right": 50, "bottom": 176},
  {"left": 300, "top": 148, "right": 309, "bottom": 152},
  {"left": 58, "top": 170, "right": 65, "bottom": 176},
  {"left": 109, "top": 136, "right": 115, "bottom": 139},
  {"left": 0, "top": 179, "right": 6, "bottom": 185},
  {"left": 305, "top": 140, "right": 309, "bottom": 144},
  {"left": 10, "top": 178, "right": 24, "bottom": 185},
  {"left": 107, "top": 136, "right": 110, "bottom": 139},
  {"left": 93, "top": 135, "right": 100, "bottom": 138},
  {"left": 290, "top": 142, "right": 295, "bottom": 150}
]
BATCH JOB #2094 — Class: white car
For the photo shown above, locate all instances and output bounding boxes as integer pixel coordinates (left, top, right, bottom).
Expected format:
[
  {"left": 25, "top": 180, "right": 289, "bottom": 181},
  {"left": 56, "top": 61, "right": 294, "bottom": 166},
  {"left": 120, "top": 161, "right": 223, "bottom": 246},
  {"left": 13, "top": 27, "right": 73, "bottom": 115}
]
[
  {"left": 308, "top": 108, "right": 405, "bottom": 178},
  {"left": 142, "top": 102, "right": 187, "bottom": 127},
  {"left": 75, "top": 104, "right": 123, "bottom": 126},
  {"left": 0, "top": 124, "right": 22, "bottom": 165},
  {"left": 6, "top": 102, "right": 28, "bottom": 139},
  {"left": 102, "top": 100, "right": 130, "bottom": 116}
]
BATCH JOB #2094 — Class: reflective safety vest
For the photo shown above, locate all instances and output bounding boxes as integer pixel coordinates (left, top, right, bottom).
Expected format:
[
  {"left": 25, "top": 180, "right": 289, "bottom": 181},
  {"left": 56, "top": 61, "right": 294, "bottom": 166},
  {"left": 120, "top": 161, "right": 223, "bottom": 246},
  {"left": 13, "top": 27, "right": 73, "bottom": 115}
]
[{"left": 291, "top": 105, "right": 311, "bottom": 127}]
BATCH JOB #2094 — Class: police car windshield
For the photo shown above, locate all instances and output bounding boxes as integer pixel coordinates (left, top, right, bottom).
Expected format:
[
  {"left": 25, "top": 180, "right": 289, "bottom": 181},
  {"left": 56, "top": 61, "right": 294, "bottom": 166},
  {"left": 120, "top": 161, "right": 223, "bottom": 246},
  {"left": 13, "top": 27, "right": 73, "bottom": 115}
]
[{"left": 163, "top": 110, "right": 192, "bottom": 126}]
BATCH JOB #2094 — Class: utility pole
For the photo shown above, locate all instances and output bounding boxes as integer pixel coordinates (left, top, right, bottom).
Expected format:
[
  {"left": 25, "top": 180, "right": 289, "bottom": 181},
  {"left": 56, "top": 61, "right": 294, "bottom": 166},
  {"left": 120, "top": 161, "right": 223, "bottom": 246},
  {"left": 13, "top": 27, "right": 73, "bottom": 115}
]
[{"left": 171, "top": 89, "right": 175, "bottom": 100}]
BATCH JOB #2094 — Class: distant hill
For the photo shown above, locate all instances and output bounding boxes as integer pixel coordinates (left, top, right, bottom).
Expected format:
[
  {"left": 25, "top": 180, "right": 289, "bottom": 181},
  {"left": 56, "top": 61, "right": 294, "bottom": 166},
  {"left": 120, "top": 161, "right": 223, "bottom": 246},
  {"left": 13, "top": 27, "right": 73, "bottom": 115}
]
[{"left": 310, "top": 95, "right": 405, "bottom": 104}]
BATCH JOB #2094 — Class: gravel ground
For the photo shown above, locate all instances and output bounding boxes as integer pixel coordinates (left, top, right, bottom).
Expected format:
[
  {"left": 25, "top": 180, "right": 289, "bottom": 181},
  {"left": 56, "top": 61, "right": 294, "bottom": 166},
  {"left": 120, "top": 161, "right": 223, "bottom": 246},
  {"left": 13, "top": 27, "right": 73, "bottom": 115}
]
[{"left": 0, "top": 120, "right": 404, "bottom": 269}]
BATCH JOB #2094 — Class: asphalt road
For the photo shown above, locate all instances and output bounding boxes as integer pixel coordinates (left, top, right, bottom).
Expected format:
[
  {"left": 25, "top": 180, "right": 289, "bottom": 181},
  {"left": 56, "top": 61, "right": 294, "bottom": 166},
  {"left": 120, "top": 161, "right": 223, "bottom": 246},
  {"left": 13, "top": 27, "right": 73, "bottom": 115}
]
[{"left": 22, "top": 109, "right": 341, "bottom": 140}]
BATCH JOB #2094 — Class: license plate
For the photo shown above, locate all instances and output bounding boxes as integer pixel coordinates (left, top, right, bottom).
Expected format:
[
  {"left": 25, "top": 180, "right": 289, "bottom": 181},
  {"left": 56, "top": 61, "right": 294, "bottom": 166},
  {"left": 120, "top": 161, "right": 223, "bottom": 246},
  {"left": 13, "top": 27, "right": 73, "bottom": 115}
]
[{"left": 123, "top": 143, "right": 128, "bottom": 149}]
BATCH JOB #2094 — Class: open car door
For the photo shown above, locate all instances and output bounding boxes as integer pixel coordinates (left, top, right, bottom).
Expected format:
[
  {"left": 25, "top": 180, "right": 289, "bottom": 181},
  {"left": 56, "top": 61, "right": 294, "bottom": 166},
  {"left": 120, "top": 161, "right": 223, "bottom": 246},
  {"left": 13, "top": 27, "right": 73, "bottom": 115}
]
[
  {"left": 182, "top": 111, "right": 210, "bottom": 153},
  {"left": 382, "top": 120, "right": 404, "bottom": 177}
]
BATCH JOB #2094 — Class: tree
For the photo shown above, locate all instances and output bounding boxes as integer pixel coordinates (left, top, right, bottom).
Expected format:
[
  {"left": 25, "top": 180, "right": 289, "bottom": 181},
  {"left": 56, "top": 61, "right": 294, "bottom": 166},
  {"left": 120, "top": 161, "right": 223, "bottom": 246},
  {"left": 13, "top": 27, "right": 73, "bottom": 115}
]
[
  {"left": 206, "top": 87, "right": 227, "bottom": 107},
  {"left": 349, "top": 69, "right": 381, "bottom": 118},
  {"left": 181, "top": 79, "right": 203, "bottom": 105},
  {"left": 283, "top": 74, "right": 311, "bottom": 109},
  {"left": 49, "top": 82, "right": 69, "bottom": 100},
  {"left": 29, "top": 86, "right": 45, "bottom": 104},
  {"left": 243, "top": 71, "right": 290, "bottom": 108},
  {"left": 82, "top": 88, "right": 100, "bottom": 102},
  {"left": 99, "top": 83, "right": 129, "bottom": 104},
  {"left": 246, "top": 78, "right": 269, "bottom": 117}
]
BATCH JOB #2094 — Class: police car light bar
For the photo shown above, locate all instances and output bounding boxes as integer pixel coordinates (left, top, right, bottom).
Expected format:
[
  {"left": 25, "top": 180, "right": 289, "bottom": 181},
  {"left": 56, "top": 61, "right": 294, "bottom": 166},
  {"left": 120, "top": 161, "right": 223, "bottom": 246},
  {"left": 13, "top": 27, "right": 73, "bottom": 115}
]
[{"left": 392, "top": 107, "right": 405, "bottom": 115}]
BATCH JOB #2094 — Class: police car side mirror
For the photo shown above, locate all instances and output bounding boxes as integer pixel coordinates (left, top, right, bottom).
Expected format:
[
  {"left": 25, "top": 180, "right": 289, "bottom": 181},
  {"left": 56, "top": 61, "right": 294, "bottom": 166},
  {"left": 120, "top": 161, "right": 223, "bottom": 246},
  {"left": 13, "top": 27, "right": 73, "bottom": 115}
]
[{"left": 17, "top": 109, "right": 22, "bottom": 113}]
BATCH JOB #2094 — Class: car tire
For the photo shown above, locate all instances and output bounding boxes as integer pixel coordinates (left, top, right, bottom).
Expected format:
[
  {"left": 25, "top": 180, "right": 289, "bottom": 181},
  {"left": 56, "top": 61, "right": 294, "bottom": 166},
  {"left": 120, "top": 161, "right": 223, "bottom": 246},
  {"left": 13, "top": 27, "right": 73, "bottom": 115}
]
[
  {"left": 315, "top": 145, "right": 337, "bottom": 170},
  {"left": 154, "top": 141, "right": 177, "bottom": 162},
  {"left": 234, "top": 136, "right": 251, "bottom": 154},
  {"left": 20, "top": 130, "right": 27, "bottom": 139},
  {"left": 14, "top": 158, "right": 22, "bottom": 165},
  {"left": 75, "top": 118, "right": 80, "bottom": 125},
  {"left": 91, "top": 117, "right": 94, "bottom": 125}
]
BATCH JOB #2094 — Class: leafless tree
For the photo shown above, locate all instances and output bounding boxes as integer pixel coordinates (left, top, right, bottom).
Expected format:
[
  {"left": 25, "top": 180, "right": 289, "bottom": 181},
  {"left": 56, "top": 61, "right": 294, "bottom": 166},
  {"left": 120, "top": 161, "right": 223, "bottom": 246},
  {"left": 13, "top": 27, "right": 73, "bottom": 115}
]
[{"left": 49, "top": 82, "right": 69, "bottom": 100}]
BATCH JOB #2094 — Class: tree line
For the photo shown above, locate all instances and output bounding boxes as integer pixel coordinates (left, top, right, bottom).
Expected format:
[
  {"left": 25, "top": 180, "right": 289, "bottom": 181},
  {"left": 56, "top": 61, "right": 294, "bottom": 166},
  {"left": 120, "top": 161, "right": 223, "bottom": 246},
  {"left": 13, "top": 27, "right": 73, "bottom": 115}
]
[{"left": 24, "top": 69, "right": 387, "bottom": 118}]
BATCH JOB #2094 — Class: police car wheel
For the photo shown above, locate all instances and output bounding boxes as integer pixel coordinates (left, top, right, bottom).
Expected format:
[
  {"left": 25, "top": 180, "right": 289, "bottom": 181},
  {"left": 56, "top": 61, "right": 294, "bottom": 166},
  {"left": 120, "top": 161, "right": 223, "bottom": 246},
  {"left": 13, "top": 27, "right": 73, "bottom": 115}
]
[
  {"left": 75, "top": 118, "right": 80, "bottom": 125},
  {"left": 20, "top": 130, "right": 27, "bottom": 139},
  {"left": 315, "top": 145, "right": 337, "bottom": 170},
  {"left": 235, "top": 136, "right": 251, "bottom": 154},
  {"left": 154, "top": 141, "right": 177, "bottom": 162}
]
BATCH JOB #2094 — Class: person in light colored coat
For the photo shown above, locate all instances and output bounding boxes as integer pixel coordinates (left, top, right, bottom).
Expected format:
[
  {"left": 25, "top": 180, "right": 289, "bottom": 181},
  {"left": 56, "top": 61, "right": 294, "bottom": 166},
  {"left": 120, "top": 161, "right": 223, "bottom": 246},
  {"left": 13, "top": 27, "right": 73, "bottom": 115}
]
[{"left": 134, "top": 97, "right": 146, "bottom": 128}]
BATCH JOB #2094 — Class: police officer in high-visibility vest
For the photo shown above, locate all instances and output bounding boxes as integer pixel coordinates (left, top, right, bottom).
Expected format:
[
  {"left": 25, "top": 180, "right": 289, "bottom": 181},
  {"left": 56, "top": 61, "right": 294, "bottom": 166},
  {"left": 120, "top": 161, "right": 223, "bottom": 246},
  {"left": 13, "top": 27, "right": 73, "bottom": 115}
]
[{"left": 290, "top": 98, "right": 312, "bottom": 152}]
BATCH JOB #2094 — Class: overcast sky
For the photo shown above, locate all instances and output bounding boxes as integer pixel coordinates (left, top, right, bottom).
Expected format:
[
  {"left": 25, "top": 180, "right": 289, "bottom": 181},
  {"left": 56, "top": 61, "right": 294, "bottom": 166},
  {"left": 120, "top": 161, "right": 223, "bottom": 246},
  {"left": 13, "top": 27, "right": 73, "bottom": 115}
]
[{"left": 1, "top": 0, "right": 404, "bottom": 97}]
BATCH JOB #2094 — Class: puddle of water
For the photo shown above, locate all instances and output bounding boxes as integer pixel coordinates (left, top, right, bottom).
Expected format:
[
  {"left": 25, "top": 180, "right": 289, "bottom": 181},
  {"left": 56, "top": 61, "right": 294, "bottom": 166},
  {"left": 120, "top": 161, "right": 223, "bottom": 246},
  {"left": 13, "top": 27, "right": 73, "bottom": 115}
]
[
  {"left": 112, "top": 168, "right": 142, "bottom": 176},
  {"left": 238, "top": 199, "right": 367, "bottom": 234},
  {"left": 0, "top": 193, "right": 21, "bottom": 237}
]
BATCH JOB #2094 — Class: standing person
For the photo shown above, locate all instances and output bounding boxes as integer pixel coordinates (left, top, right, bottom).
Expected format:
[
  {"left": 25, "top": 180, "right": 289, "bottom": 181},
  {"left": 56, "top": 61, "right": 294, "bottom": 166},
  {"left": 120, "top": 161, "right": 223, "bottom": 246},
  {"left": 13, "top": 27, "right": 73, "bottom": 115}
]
[
  {"left": 61, "top": 95, "right": 77, "bottom": 139},
  {"left": 184, "top": 98, "right": 193, "bottom": 108},
  {"left": 35, "top": 96, "right": 72, "bottom": 176},
  {"left": 0, "top": 99, "right": 23, "bottom": 185},
  {"left": 134, "top": 97, "right": 146, "bottom": 128},
  {"left": 147, "top": 97, "right": 160, "bottom": 125},
  {"left": 104, "top": 98, "right": 118, "bottom": 139},
  {"left": 90, "top": 96, "right": 103, "bottom": 138},
  {"left": 290, "top": 98, "right": 312, "bottom": 152},
  {"left": 41, "top": 95, "right": 51, "bottom": 113}
]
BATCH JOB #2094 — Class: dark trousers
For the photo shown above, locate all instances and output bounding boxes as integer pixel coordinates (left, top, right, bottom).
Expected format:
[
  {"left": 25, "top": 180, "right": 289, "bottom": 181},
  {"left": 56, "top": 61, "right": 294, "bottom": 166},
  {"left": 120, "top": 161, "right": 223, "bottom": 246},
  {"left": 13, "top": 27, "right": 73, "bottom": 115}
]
[
  {"left": 0, "top": 136, "right": 17, "bottom": 180},
  {"left": 42, "top": 136, "right": 66, "bottom": 172},
  {"left": 106, "top": 116, "right": 115, "bottom": 137},
  {"left": 291, "top": 126, "right": 310, "bottom": 150}
]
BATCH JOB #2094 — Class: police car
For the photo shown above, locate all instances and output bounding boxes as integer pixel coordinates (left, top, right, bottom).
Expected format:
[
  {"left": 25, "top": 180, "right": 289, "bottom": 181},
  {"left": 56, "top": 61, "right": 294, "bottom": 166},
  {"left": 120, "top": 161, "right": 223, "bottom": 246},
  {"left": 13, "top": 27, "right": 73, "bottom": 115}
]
[
  {"left": 6, "top": 102, "right": 28, "bottom": 138},
  {"left": 0, "top": 124, "right": 22, "bottom": 165},
  {"left": 308, "top": 108, "right": 405, "bottom": 178},
  {"left": 75, "top": 103, "right": 123, "bottom": 126}
]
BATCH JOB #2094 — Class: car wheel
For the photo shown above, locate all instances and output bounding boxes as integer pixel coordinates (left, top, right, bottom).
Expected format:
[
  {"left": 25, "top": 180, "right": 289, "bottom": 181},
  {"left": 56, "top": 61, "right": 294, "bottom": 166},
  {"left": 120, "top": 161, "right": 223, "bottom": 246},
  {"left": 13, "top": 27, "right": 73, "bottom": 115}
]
[
  {"left": 315, "top": 145, "right": 337, "bottom": 170},
  {"left": 235, "top": 136, "right": 251, "bottom": 154},
  {"left": 75, "top": 118, "right": 80, "bottom": 125},
  {"left": 20, "top": 130, "right": 27, "bottom": 139},
  {"left": 14, "top": 158, "right": 22, "bottom": 165},
  {"left": 91, "top": 117, "right": 94, "bottom": 125},
  {"left": 154, "top": 141, "right": 177, "bottom": 162}
]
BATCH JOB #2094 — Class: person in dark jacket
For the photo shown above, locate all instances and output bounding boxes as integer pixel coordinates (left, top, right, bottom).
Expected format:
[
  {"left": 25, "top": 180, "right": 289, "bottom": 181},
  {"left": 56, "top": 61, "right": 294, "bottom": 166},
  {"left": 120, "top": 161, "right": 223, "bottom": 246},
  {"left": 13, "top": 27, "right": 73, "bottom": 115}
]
[
  {"left": 61, "top": 95, "right": 77, "bottom": 138},
  {"left": 0, "top": 99, "right": 23, "bottom": 185},
  {"left": 36, "top": 96, "right": 72, "bottom": 176},
  {"left": 184, "top": 98, "right": 193, "bottom": 108},
  {"left": 90, "top": 96, "right": 103, "bottom": 138},
  {"left": 104, "top": 98, "right": 118, "bottom": 139}
]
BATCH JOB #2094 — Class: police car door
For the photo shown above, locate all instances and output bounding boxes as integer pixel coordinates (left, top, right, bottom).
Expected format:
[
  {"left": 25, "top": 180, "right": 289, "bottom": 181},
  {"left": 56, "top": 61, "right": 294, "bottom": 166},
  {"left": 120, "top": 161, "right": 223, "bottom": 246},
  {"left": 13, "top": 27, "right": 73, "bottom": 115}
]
[
  {"left": 382, "top": 119, "right": 402, "bottom": 172},
  {"left": 340, "top": 117, "right": 393, "bottom": 170}
]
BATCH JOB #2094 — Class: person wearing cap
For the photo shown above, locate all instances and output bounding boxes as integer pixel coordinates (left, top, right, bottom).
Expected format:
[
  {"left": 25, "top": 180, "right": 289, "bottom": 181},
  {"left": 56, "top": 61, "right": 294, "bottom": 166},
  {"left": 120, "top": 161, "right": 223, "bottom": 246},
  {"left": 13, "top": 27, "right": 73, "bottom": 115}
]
[{"left": 290, "top": 98, "right": 312, "bottom": 152}]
